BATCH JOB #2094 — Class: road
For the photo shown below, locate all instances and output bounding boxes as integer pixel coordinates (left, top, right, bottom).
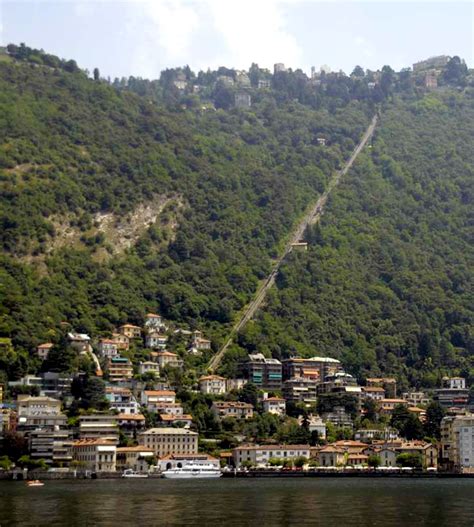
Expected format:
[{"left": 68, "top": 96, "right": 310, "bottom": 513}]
[{"left": 208, "top": 114, "right": 378, "bottom": 372}]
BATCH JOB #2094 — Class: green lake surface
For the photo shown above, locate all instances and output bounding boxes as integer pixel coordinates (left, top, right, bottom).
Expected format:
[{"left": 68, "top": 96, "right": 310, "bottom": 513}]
[{"left": 0, "top": 477, "right": 473, "bottom": 526}]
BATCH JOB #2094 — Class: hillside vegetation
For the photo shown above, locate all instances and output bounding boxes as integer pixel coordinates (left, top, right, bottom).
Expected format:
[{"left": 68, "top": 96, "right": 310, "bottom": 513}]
[
  {"left": 0, "top": 46, "right": 472, "bottom": 389},
  {"left": 0, "top": 53, "right": 371, "bottom": 369},
  {"left": 236, "top": 92, "right": 474, "bottom": 389}
]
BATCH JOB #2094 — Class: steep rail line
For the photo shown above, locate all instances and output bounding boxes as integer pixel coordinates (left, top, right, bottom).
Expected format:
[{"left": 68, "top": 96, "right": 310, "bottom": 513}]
[{"left": 208, "top": 114, "right": 378, "bottom": 371}]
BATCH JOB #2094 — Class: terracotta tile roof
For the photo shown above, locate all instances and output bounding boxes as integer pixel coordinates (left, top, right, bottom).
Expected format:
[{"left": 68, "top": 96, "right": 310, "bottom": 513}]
[
  {"left": 144, "top": 390, "right": 176, "bottom": 396},
  {"left": 235, "top": 444, "right": 310, "bottom": 451},
  {"left": 117, "top": 446, "right": 154, "bottom": 453},
  {"left": 73, "top": 439, "right": 116, "bottom": 447},
  {"left": 117, "top": 413, "right": 145, "bottom": 421},
  {"left": 199, "top": 375, "right": 226, "bottom": 382},
  {"left": 159, "top": 413, "right": 193, "bottom": 421}
]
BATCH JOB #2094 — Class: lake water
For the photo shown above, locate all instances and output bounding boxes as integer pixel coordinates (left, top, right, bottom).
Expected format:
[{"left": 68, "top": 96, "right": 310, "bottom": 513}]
[{"left": 0, "top": 478, "right": 473, "bottom": 526}]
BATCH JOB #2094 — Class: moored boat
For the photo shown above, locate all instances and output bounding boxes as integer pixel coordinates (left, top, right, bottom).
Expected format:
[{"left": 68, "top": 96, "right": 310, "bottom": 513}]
[
  {"left": 26, "top": 480, "right": 44, "bottom": 487},
  {"left": 122, "top": 469, "right": 149, "bottom": 478},
  {"left": 162, "top": 462, "right": 222, "bottom": 479}
]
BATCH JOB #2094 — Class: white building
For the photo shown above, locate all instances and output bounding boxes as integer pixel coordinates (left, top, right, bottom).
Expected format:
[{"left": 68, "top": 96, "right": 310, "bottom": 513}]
[
  {"left": 98, "top": 339, "right": 118, "bottom": 358},
  {"left": 198, "top": 375, "right": 226, "bottom": 395},
  {"left": 17, "top": 395, "right": 62, "bottom": 416},
  {"left": 233, "top": 445, "right": 310, "bottom": 468},
  {"left": 145, "top": 332, "right": 168, "bottom": 350},
  {"left": 141, "top": 390, "right": 176, "bottom": 407},
  {"left": 36, "top": 343, "right": 53, "bottom": 360},
  {"left": 262, "top": 397, "right": 286, "bottom": 416},
  {"left": 73, "top": 439, "right": 116, "bottom": 472},
  {"left": 139, "top": 361, "right": 160, "bottom": 376},
  {"left": 144, "top": 313, "right": 164, "bottom": 331},
  {"left": 441, "top": 414, "right": 474, "bottom": 473}
]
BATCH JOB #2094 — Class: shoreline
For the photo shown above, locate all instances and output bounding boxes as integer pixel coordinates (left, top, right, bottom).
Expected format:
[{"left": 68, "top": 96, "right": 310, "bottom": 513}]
[{"left": 1, "top": 470, "right": 473, "bottom": 481}]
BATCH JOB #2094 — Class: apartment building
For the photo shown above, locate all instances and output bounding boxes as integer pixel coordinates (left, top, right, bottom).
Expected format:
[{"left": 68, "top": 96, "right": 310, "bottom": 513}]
[{"left": 138, "top": 428, "right": 198, "bottom": 457}]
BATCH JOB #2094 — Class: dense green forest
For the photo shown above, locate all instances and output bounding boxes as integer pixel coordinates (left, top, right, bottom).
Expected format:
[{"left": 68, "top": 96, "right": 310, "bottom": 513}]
[
  {"left": 234, "top": 93, "right": 474, "bottom": 389},
  {"left": 0, "top": 45, "right": 472, "bottom": 388},
  {"left": 0, "top": 47, "right": 371, "bottom": 370}
]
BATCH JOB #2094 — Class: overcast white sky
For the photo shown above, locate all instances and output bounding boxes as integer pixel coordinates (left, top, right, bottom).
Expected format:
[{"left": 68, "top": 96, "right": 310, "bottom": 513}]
[{"left": 1, "top": 0, "right": 473, "bottom": 79}]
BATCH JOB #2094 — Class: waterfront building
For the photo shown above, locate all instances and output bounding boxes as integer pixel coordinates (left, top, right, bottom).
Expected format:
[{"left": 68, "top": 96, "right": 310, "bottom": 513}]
[
  {"left": 233, "top": 445, "right": 310, "bottom": 468},
  {"left": 73, "top": 439, "right": 116, "bottom": 472},
  {"left": 116, "top": 446, "right": 154, "bottom": 472},
  {"left": 138, "top": 428, "right": 198, "bottom": 457},
  {"left": 116, "top": 413, "right": 146, "bottom": 438},
  {"left": 441, "top": 414, "right": 474, "bottom": 472},
  {"left": 29, "top": 428, "right": 73, "bottom": 466},
  {"left": 78, "top": 415, "right": 119, "bottom": 444}
]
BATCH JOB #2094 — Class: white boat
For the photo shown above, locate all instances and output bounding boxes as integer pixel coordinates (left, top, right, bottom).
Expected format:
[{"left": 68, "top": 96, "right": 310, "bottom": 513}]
[
  {"left": 162, "top": 462, "right": 222, "bottom": 479},
  {"left": 122, "top": 469, "right": 149, "bottom": 478},
  {"left": 26, "top": 480, "right": 44, "bottom": 487}
]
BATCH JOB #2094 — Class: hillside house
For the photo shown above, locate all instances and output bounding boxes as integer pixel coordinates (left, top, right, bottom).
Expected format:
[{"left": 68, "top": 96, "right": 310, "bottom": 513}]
[
  {"left": 118, "top": 324, "right": 142, "bottom": 339},
  {"left": 152, "top": 351, "right": 183, "bottom": 369},
  {"left": 212, "top": 401, "right": 254, "bottom": 420},
  {"left": 138, "top": 361, "right": 160, "bottom": 376},
  {"left": 36, "top": 343, "right": 53, "bottom": 360},
  {"left": 108, "top": 357, "right": 133, "bottom": 382},
  {"left": 98, "top": 339, "right": 118, "bottom": 358},
  {"left": 67, "top": 333, "right": 91, "bottom": 353},
  {"left": 262, "top": 397, "right": 286, "bottom": 416},
  {"left": 145, "top": 332, "right": 168, "bottom": 350},
  {"left": 111, "top": 333, "right": 129, "bottom": 351},
  {"left": 198, "top": 375, "right": 226, "bottom": 395},
  {"left": 144, "top": 313, "right": 165, "bottom": 331}
]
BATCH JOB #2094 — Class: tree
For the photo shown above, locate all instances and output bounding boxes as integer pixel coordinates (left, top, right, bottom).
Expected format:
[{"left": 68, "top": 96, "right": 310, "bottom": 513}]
[
  {"left": 390, "top": 404, "right": 424, "bottom": 440},
  {"left": 17, "top": 455, "right": 48, "bottom": 470},
  {"left": 362, "top": 398, "right": 378, "bottom": 423},
  {"left": 238, "top": 383, "right": 258, "bottom": 408},
  {"left": 351, "top": 66, "right": 365, "bottom": 78},
  {"left": 0, "top": 455, "right": 13, "bottom": 470},
  {"left": 443, "top": 56, "right": 467, "bottom": 86},
  {"left": 368, "top": 454, "right": 381, "bottom": 468},
  {"left": 93, "top": 68, "right": 100, "bottom": 81},
  {"left": 396, "top": 453, "right": 422, "bottom": 469},
  {"left": 424, "top": 402, "right": 445, "bottom": 440},
  {"left": 293, "top": 456, "right": 307, "bottom": 468}
]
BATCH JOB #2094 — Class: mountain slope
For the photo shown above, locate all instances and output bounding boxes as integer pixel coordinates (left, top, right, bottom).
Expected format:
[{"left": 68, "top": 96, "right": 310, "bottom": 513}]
[
  {"left": 235, "top": 91, "right": 474, "bottom": 389},
  {"left": 0, "top": 58, "right": 371, "bottom": 362}
]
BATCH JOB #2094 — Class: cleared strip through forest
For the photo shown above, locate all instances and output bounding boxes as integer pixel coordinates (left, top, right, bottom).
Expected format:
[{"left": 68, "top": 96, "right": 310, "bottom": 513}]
[{"left": 208, "top": 114, "right": 378, "bottom": 372}]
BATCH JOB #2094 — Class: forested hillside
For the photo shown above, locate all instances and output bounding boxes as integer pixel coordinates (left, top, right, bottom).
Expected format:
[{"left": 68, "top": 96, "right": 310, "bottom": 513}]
[
  {"left": 235, "top": 92, "right": 474, "bottom": 389},
  {"left": 0, "top": 46, "right": 472, "bottom": 388},
  {"left": 0, "top": 52, "right": 371, "bottom": 375}
]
